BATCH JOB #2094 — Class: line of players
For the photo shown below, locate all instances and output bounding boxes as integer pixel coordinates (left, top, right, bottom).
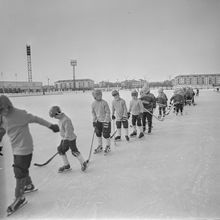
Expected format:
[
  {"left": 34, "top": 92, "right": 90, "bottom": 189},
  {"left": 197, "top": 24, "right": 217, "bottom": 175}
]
[{"left": 0, "top": 83, "right": 195, "bottom": 215}]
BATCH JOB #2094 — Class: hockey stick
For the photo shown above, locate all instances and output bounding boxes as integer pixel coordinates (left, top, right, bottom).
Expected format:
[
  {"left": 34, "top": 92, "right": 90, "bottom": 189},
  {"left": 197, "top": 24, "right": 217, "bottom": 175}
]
[
  {"left": 110, "top": 129, "right": 117, "bottom": 139},
  {"left": 112, "top": 119, "right": 117, "bottom": 145},
  {"left": 85, "top": 130, "right": 95, "bottom": 163},
  {"left": 34, "top": 152, "right": 59, "bottom": 167},
  {"left": 144, "top": 108, "right": 164, "bottom": 121}
]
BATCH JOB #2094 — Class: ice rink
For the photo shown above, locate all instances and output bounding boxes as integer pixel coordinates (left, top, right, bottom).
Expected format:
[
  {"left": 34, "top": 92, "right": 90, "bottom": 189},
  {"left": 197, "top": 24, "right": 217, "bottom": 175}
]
[{"left": 1, "top": 89, "right": 220, "bottom": 219}]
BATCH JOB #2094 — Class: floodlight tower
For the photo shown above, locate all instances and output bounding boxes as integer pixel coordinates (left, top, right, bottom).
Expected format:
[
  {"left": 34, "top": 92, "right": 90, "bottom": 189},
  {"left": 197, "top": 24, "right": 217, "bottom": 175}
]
[
  {"left": 70, "top": 59, "right": 77, "bottom": 90},
  {"left": 26, "top": 45, "right": 32, "bottom": 82}
]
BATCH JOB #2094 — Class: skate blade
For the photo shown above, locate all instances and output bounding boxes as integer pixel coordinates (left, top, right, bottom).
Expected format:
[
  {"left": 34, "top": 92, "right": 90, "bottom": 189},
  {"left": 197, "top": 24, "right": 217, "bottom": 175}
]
[
  {"left": 24, "top": 188, "right": 38, "bottom": 194},
  {"left": 7, "top": 201, "right": 28, "bottom": 217}
]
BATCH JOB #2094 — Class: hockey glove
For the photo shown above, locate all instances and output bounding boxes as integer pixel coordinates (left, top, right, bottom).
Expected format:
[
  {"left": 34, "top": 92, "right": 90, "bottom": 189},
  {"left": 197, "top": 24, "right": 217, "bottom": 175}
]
[
  {"left": 0, "top": 127, "right": 6, "bottom": 142},
  {"left": 0, "top": 146, "right": 3, "bottom": 156},
  {"left": 49, "top": 124, "right": 60, "bottom": 133},
  {"left": 127, "top": 112, "right": 130, "bottom": 119},
  {"left": 112, "top": 115, "right": 116, "bottom": 120},
  {"left": 57, "top": 140, "right": 69, "bottom": 154}
]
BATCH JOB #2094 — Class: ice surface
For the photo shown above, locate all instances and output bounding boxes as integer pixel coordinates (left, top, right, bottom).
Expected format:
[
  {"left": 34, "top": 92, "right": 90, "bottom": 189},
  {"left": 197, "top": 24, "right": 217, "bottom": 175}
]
[{"left": 1, "top": 89, "right": 220, "bottom": 219}]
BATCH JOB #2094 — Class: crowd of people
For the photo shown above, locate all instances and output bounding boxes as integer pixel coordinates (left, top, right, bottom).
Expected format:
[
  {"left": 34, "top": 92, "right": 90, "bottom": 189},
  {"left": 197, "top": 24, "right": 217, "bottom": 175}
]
[{"left": 0, "top": 82, "right": 197, "bottom": 216}]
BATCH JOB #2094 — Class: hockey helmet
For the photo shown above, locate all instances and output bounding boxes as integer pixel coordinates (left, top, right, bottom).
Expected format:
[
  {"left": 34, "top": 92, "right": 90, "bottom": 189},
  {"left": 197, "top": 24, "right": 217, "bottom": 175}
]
[
  {"left": 49, "top": 106, "right": 61, "bottom": 118},
  {"left": 92, "top": 89, "right": 102, "bottom": 99},
  {"left": 131, "top": 90, "right": 138, "bottom": 96},
  {"left": 112, "top": 90, "right": 119, "bottom": 96},
  {"left": 0, "top": 95, "right": 14, "bottom": 114}
]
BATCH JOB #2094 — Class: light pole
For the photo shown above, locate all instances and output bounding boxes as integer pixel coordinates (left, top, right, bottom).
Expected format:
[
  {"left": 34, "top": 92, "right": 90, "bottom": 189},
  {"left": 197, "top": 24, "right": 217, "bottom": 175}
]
[
  {"left": 1, "top": 72, "right": 4, "bottom": 93},
  {"left": 70, "top": 60, "right": 77, "bottom": 91},
  {"left": 47, "top": 78, "right": 50, "bottom": 92},
  {"left": 15, "top": 73, "right": 17, "bottom": 91}
]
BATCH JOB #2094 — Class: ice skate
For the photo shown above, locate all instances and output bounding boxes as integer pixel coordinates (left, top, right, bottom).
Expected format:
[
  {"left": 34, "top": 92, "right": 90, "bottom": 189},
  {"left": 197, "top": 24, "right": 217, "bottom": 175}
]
[
  {"left": 58, "top": 164, "right": 71, "bottom": 173},
  {"left": 130, "top": 131, "right": 137, "bottom": 137},
  {"left": 104, "top": 145, "right": 111, "bottom": 155},
  {"left": 93, "top": 145, "right": 103, "bottom": 154},
  {"left": 125, "top": 135, "right": 129, "bottom": 141},
  {"left": 24, "top": 183, "right": 38, "bottom": 194},
  {"left": 81, "top": 161, "right": 88, "bottom": 172},
  {"left": 114, "top": 136, "right": 121, "bottom": 141},
  {"left": 7, "top": 197, "right": 27, "bottom": 216},
  {"left": 138, "top": 132, "right": 144, "bottom": 138}
]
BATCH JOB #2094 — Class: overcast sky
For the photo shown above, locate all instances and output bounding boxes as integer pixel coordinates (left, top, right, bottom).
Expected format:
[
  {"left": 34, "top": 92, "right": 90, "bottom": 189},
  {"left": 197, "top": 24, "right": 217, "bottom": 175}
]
[{"left": 0, "top": 0, "right": 220, "bottom": 84}]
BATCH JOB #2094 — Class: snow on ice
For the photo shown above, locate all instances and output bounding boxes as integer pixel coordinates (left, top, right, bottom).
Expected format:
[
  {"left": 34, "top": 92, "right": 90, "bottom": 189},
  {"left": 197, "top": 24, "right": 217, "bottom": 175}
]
[{"left": 1, "top": 89, "right": 220, "bottom": 219}]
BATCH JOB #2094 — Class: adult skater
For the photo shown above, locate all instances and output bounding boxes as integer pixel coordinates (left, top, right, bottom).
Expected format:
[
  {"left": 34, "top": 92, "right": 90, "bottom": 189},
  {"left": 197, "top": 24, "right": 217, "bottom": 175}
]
[
  {"left": 91, "top": 89, "right": 111, "bottom": 154},
  {"left": 0, "top": 95, "right": 59, "bottom": 216},
  {"left": 49, "top": 106, "right": 87, "bottom": 173},
  {"left": 139, "top": 83, "right": 156, "bottom": 134},
  {"left": 111, "top": 90, "right": 129, "bottom": 141},
  {"left": 170, "top": 89, "right": 185, "bottom": 115},
  {"left": 156, "top": 88, "right": 168, "bottom": 118},
  {"left": 128, "top": 90, "right": 144, "bottom": 138}
]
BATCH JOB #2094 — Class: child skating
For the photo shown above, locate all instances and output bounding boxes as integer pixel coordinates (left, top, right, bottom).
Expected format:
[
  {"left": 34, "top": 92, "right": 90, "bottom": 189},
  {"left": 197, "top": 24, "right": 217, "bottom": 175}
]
[
  {"left": 91, "top": 89, "right": 111, "bottom": 154},
  {"left": 128, "top": 90, "right": 144, "bottom": 138},
  {"left": 49, "top": 106, "right": 87, "bottom": 173},
  {"left": 139, "top": 83, "right": 156, "bottom": 134},
  {"left": 111, "top": 90, "right": 129, "bottom": 141},
  {"left": 0, "top": 95, "right": 59, "bottom": 216},
  {"left": 156, "top": 88, "right": 168, "bottom": 119}
]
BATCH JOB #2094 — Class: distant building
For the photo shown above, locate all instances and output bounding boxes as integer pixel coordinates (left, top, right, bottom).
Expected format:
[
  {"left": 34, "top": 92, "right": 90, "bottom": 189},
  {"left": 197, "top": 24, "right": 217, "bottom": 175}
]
[
  {"left": 54, "top": 79, "right": 94, "bottom": 90},
  {"left": 121, "top": 79, "right": 145, "bottom": 89},
  {"left": 173, "top": 73, "right": 220, "bottom": 88},
  {"left": 0, "top": 81, "right": 43, "bottom": 93}
]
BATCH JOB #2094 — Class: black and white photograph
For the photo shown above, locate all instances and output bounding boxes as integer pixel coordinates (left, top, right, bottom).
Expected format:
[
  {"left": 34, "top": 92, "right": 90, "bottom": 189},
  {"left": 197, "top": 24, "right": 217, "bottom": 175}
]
[{"left": 0, "top": 0, "right": 220, "bottom": 219}]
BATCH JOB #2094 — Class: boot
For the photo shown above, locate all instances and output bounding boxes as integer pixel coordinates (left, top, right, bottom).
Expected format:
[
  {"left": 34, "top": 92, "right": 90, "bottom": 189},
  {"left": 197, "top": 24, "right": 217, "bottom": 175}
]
[
  {"left": 139, "top": 132, "right": 144, "bottom": 138},
  {"left": 24, "top": 183, "right": 35, "bottom": 193},
  {"left": 94, "top": 145, "right": 103, "bottom": 154},
  {"left": 104, "top": 145, "right": 111, "bottom": 154},
  {"left": 7, "top": 197, "right": 26, "bottom": 215},
  {"left": 114, "top": 136, "right": 121, "bottom": 141},
  {"left": 58, "top": 164, "right": 71, "bottom": 173},
  {"left": 130, "top": 130, "right": 137, "bottom": 137},
  {"left": 81, "top": 161, "right": 88, "bottom": 172},
  {"left": 125, "top": 135, "right": 129, "bottom": 141}
]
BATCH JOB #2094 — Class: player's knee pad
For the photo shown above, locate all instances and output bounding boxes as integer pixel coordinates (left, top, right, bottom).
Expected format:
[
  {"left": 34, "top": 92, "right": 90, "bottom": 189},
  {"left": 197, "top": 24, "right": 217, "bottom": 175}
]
[
  {"left": 103, "top": 129, "right": 110, "bottom": 139},
  {"left": 122, "top": 120, "right": 128, "bottom": 129},
  {"left": 95, "top": 128, "right": 102, "bottom": 137},
  {"left": 116, "top": 121, "right": 122, "bottom": 129},
  {"left": 72, "top": 151, "right": 80, "bottom": 157}
]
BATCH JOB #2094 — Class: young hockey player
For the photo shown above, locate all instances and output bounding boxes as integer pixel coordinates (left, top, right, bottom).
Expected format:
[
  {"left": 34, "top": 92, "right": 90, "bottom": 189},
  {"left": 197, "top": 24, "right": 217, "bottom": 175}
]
[
  {"left": 49, "top": 106, "right": 87, "bottom": 173},
  {"left": 170, "top": 89, "right": 185, "bottom": 115},
  {"left": 128, "top": 90, "right": 144, "bottom": 138},
  {"left": 111, "top": 90, "right": 129, "bottom": 141},
  {"left": 0, "top": 95, "right": 59, "bottom": 216},
  {"left": 156, "top": 88, "right": 168, "bottom": 118},
  {"left": 91, "top": 89, "right": 111, "bottom": 154},
  {"left": 139, "top": 83, "right": 156, "bottom": 133}
]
